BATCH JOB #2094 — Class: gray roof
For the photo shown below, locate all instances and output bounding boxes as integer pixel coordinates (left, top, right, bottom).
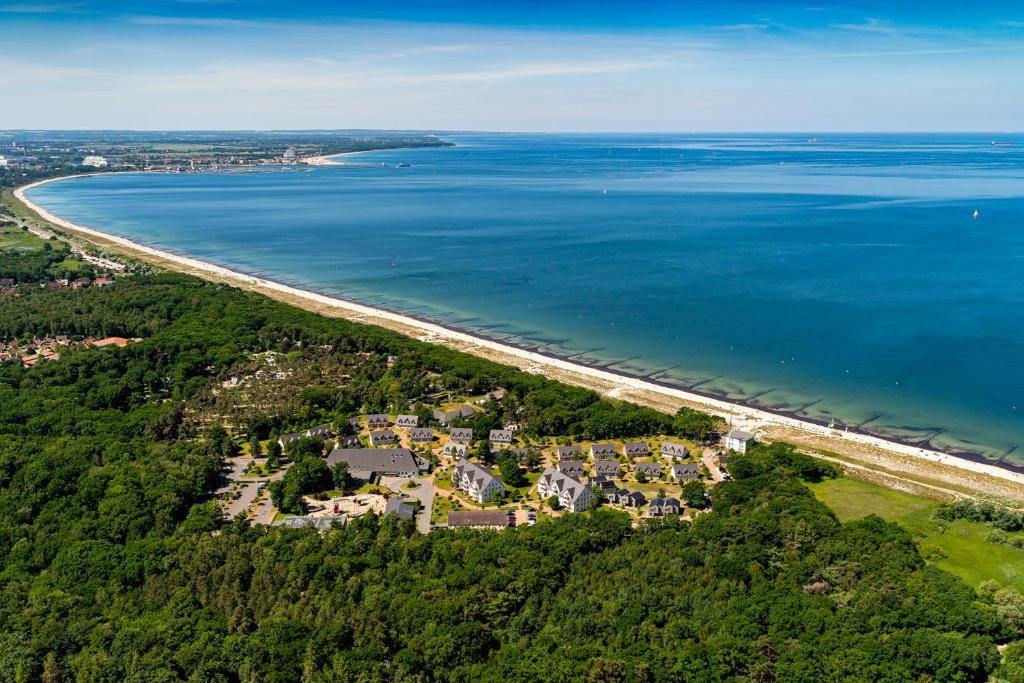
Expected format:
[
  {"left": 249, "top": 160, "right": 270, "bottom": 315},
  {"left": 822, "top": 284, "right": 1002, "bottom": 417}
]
[
  {"left": 367, "top": 413, "right": 390, "bottom": 425},
  {"left": 661, "top": 441, "right": 689, "bottom": 456},
  {"left": 409, "top": 427, "right": 433, "bottom": 441},
  {"left": 449, "top": 427, "right": 473, "bottom": 442},
  {"left": 624, "top": 442, "right": 649, "bottom": 455},
  {"left": 370, "top": 429, "right": 397, "bottom": 444},
  {"left": 489, "top": 429, "right": 514, "bottom": 443},
  {"left": 635, "top": 462, "right": 662, "bottom": 476},
  {"left": 306, "top": 424, "right": 333, "bottom": 438},
  {"left": 593, "top": 460, "right": 622, "bottom": 475},
  {"left": 556, "top": 461, "right": 586, "bottom": 476},
  {"left": 671, "top": 462, "right": 701, "bottom": 479},
  {"left": 339, "top": 434, "right": 361, "bottom": 448},
  {"left": 557, "top": 445, "right": 583, "bottom": 459},
  {"left": 433, "top": 405, "right": 476, "bottom": 422},
  {"left": 538, "top": 468, "right": 591, "bottom": 506},
  {"left": 326, "top": 448, "right": 419, "bottom": 477},
  {"left": 590, "top": 443, "right": 617, "bottom": 456},
  {"left": 384, "top": 497, "right": 416, "bottom": 521},
  {"left": 453, "top": 459, "right": 503, "bottom": 493},
  {"left": 396, "top": 414, "right": 419, "bottom": 427},
  {"left": 448, "top": 510, "right": 513, "bottom": 528},
  {"left": 443, "top": 442, "right": 469, "bottom": 456},
  {"left": 726, "top": 429, "right": 754, "bottom": 441}
]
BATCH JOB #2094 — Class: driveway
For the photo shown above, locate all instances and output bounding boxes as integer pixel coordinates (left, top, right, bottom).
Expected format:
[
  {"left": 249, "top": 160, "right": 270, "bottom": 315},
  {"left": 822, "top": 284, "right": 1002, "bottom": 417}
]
[
  {"left": 223, "top": 482, "right": 260, "bottom": 519},
  {"left": 701, "top": 449, "right": 725, "bottom": 483},
  {"left": 380, "top": 475, "right": 435, "bottom": 534}
]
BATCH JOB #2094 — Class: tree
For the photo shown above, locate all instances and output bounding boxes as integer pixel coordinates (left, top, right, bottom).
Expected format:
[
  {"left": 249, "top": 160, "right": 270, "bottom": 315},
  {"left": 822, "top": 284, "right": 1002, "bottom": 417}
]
[
  {"left": 682, "top": 480, "right": 707, "bottom": 508},
  {"left": 286, "top": 436, "right": 326, "bottom": 460},
  {"left": 547, "top": 495, "right": 561, "bottom": 510},
  {"left": 332, "top": 461, "right": 352, "bottom": 491},
  {"left": 249, "top": 435, "right": 263, "bottom": 458},
  {"left": 475, "top": 439, "right": 493, "bottom": 465},
  {"left": 497, "top": 452, "right": 527, "bottom": 488},
  {"left": 672, "top": 407, "right": 725, "bottom": 442}
]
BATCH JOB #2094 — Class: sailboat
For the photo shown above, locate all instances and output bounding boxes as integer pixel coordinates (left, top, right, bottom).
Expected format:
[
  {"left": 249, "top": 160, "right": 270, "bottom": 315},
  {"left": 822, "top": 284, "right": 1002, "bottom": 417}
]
[{"left": 973, "top": 209, "right": 980, "bottom": 220}]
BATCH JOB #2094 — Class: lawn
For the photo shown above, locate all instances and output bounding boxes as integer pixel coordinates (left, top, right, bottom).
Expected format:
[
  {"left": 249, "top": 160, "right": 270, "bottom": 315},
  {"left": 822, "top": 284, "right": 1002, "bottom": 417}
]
[
  {"left": 0, "top": 224, "right": 46, "bottom": 251},
  {"left": 811, "top": 477, "right": 1024, "bottom": 591}
]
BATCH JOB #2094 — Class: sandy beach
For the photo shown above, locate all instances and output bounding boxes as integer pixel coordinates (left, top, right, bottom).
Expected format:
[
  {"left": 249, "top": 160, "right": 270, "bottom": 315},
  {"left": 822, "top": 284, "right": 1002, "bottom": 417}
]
[{"left": 14, "top": 175, "right": 1024, "bottom": 498}]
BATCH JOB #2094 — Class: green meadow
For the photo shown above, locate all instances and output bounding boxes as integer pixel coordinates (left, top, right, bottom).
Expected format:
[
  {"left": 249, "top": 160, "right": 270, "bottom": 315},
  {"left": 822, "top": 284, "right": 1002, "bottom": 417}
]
[{"left": 811, "top": 476, "right": 1024, "bottom": 592}]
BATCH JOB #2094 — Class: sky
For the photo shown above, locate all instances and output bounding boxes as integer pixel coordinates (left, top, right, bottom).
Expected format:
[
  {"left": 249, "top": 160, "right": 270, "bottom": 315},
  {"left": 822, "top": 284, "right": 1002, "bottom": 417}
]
[{"left": 1, "top": 1, "right": 1022, "bottom": 131}]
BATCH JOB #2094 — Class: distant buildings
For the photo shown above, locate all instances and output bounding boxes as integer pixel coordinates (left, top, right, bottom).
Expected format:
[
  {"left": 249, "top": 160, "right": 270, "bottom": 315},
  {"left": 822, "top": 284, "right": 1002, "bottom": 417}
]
[
  {"left": 396, "top": 414, "right": 418, "bottom": 428},
  {"left": 277, "top": 423, "right": 333, "bottom": 449},
  {"left": 451, "top": 459, "right": 505, "bottom": 503},
  {"left": 433, "top": 405, "right": 476, "bottom": 425},
  {"left": 82, "top": 155, "right": 107, "bottom": 167},
  {"left": 724, "top": 429, "right": 754, "bottom": 453},
  {"left": 0, "top": 155, "right": 6, "bottom": 167},
  {"left": 537, "top": 467, "right": 593, "bottom": 512}
]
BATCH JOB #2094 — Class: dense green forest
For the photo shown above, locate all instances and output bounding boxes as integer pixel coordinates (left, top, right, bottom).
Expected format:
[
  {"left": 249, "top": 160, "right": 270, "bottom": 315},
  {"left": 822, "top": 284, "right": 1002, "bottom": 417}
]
[{"left": 1, "top": 270, "right": 1021, "bottom": 681}]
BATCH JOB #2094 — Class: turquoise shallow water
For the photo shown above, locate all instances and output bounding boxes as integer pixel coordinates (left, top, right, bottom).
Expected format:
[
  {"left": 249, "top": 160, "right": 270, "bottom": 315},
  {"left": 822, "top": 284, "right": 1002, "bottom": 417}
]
[{"left": 27, "top": 133, "right": 1024, "bottom": 466}]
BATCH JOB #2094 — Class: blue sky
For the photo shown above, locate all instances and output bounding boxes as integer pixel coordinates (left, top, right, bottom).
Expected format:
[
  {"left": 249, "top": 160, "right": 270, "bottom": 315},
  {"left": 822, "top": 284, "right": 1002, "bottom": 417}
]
[{"left": 1, "top": 1, "right": 1022, "bottom": 131}]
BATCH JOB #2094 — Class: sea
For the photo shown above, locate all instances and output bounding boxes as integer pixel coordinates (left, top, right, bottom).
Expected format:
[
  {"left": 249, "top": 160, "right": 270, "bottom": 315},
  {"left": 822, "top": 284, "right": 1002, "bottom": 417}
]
[{"left": 26, "top": 133, "right": 1024, "bottom": 468}]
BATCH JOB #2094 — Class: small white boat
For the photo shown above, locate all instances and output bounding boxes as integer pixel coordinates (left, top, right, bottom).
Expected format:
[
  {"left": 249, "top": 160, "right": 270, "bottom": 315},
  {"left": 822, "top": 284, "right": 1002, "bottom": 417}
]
[{"left": 973, "top": 209, "right": 980, "bottom": 220}]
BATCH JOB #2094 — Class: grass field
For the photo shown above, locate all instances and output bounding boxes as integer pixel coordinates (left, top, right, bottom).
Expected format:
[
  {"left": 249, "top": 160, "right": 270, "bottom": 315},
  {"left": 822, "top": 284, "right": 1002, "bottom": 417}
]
[
  {"left": 0, "top": 223, "right": 46, "bottom": 251},
  {"left": 811, "top": 477, "right": 1024, "bottom": 591}
]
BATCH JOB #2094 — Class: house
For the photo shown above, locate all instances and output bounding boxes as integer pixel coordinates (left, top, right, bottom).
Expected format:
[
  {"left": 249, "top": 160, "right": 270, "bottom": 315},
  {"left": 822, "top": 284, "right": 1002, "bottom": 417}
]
[
  {"left": 724, "top": 429, "right": 754, "bottom": 453},
  {"left": 396, "top": 414, "right": 418, "bottom": 428},
  {"left": 370, "top": 429, "right": 398, "bottom": 447},
  {"left": 71, "top": 278, "right": 91, "bottom": 289},
  {"left": 367, "top": 414, "right": 390, "bottom": 428},
  {"left": 305, "top": 424, "right": 333, "bottom": 440},
  {"left": 556, "top": 460, "right": 586, "bottom": 478},
  {"left": 326, "top": 447, "right": 419, "bottom": 480},
  {"left": 475, "top": 388, "right": 507, "bottom": 404},
  {"left": 589, "top": 443, "right": 617, "bottom": 459},
  {"left": 93, "top": 277, "right": 115, "bottom": 287},
  {"left": 277, "top": 431, "right": 304, "bottom": 450},
  {"left": 589, "top": 475, "right": 618, "bottom": 495},
  {"left": 635, "top": 462, "right": 662, "bottom": 479},
  {"left": 443, "top": 442, "right": 469, "bottom": 458},
  {"left": 489, "top": 429, "right": 514, "bottom": 446},
  {"left": 339, "top": 434, "right": 361, "bottom": 448},
  {"left": 432, "top": 405, "right": 476, "bottom": 425},
  {"left": 0, "top": 278, "right": 14, "bottom": 287},
  {"left": 384, "top": 496, "right": 416, "bottom": 521},
  {"left": 610, "top": 488, "right": 631, "bottom": 505},
  {"left": 347, "top": 417, "right": 361, "bottom": 431},
  {"left": 671, "top": 462, "right": 701, "bottom": 482},
  {"left": 621, "top": 491, "right": 647, "bottom": 508},
  {"left": 557, "top": 445, "right": 583, "bottom": 461},
  {"left": 448, "top": 510, "right": 515, "bottom": 529},
  {"left": 593, "top": 460, "right": 622, "bottom": 477},
  {"left": 409, "top": 427, "right": 434, "bottom": 443},
  {"left": 649, "top": 497, "right": 681, "bottom": 516},
  {"left": 661, "top": 441, "right": 690, "bottom": 460},
  {"left": 449, "top": 427, "right": 473, "bottom": 444},
  {"left": 537, "top": 467, "right": 594, "bottom": 512},
  {"left": 624, "top": 442, "right": 649, "bottom": 458},
  {"left": 82, "top": 155, "right": 107, "bottom": 167},
  {"left": 451, "top": 459, "right": 505, "bottom": 503}
]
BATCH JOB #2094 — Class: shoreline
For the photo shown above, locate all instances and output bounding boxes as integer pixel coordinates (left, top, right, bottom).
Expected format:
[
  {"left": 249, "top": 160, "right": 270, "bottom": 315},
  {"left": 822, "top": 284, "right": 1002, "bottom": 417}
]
[{"left": 14, "top": 175, "right": 1024, "bottom": 491}]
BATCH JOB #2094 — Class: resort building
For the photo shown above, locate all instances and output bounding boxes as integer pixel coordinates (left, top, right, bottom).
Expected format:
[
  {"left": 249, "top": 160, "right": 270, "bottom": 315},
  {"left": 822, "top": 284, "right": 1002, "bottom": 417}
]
[
  {"left": 433, "top": 405, "right": 476, "bottom": 425},
  {"left": 624, "top": 442, "right": 650, "bottom": 458},
  {"left": 536, "top": 468, "right": 593, "bottom": 512},
  {"left": 396, "top": 414, "right": 419, "bottom": 428},
  {"left": 724, "top": 429, "right": 754, "bottom": 453},
  {"left": 409, "top": 427, "right": 434, "bottom": 443},
  {"left": 661, "top": 441, "right": 689, "bottom": 460},
  {"left": 277, "top": 424, "right": 332, "bottom": 449},
  {"left": 635, "top": 462, "right": 662, "bottom": 480},
  {"left": 589, "top": 443, "right": 617, "bottom": 459},
  {"left": 448, "top": 510, "right": 515, "bottom": 529},
  {"left": 649, "top": 497, "right": 680, "bottom": 516},
  {"left": 82, "top": 155, "right": 107, "bottom": 167},
  {"left": 338, "top": 434, "right": 361, "bottom": 448},
  {"left": 670, "top": 462, "right": 701, "bottom": 482},
  {"left": 326, "top": 448, "right": 419, "bottom": 480},
  {"left": 556, "top": 460, "right": 586, "bottom": 478},
  {"left": 443, "top": 442, "right": 469, "bottom": 458},
  {"left": 449, "top": 427, "right": 473, "bottom": 444},
  {"left": 489, "top": 429, "right": 514, "bottom": 446},
  {"left": 370, "top": 429, "right": 398, "bottom": 447},
  {"left": 367, "top": 414, "right": 391, "bottom": 429},
  {"left": 593, "top": 460, "right": 622, "bottom": 477},
  {"left": 451, "top": 459, "right": 505, "bottom": 503},
  {"left": 557, "top": 445, "right": 583, "bottom": 460}
]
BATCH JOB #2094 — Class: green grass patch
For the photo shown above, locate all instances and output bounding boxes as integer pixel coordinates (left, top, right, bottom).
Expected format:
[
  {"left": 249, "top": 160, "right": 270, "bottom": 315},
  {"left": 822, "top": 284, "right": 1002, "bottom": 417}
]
[
  {"left": 811, "top": 477, "right": 1024, "bottom": 591},
  {"left": 0, "top": 224, "right": 46, "bottom": 251}
]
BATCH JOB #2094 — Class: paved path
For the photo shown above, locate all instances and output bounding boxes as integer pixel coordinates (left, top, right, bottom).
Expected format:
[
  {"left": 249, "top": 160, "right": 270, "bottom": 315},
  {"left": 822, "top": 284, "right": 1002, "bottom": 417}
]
[
  {"left": 223, "top": 482, "right": 260, "bottom": 519},
  {"left": 701, "top": 449, "right": 725, "bottom": 483},
  {"left": 380, "top": 475, "right": 435, "bottom": 534}
]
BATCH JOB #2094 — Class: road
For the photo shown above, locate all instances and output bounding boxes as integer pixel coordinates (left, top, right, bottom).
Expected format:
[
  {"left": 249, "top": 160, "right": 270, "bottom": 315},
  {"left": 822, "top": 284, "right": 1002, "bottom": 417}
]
[
  {"left": 223, "top": 482, "right": 260, "bottom": 519},
  {"left": 701, "top": 449, "right": 725, "bottom": 483},
  {"left": 380, "top": 475, "right": 435, "bottom": 534}
]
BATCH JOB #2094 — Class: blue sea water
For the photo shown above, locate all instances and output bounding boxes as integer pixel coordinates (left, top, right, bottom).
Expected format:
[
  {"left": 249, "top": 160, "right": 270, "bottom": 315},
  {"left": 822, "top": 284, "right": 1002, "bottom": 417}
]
[{"left": 27, "top": 133, "right": 1024, "bottom": 465}]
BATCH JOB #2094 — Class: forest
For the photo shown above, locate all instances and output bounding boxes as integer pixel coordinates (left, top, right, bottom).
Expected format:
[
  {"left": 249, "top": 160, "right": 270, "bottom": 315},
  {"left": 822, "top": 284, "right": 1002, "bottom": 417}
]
[{"left": 0, "top": 269, "right": 1021, "bottom": 681}]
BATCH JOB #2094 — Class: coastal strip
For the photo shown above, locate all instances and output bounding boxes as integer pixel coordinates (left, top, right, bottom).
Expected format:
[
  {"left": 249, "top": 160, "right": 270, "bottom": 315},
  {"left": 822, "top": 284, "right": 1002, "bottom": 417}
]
[{"left": 14, "top": 176, "right": 1024, "bottom": 494}]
